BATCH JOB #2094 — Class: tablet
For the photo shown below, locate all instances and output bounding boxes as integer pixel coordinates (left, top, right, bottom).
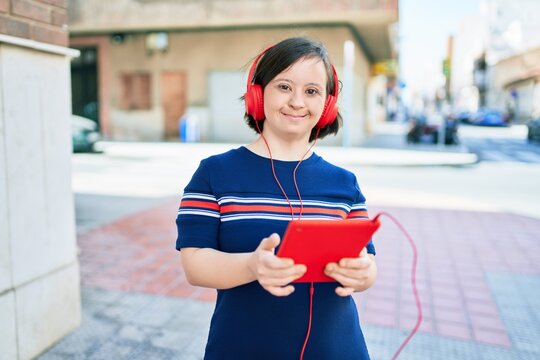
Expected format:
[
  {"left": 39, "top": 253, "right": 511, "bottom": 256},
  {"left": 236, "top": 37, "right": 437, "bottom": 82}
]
[{"left": 276, "top": 219, "right": 380, "bottom": 283}]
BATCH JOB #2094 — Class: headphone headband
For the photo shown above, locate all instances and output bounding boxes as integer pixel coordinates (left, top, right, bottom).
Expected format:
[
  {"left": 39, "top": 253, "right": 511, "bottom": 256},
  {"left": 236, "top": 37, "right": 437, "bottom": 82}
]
[{"left": 246, "top": 45, "right": 273, "bottom": 93}]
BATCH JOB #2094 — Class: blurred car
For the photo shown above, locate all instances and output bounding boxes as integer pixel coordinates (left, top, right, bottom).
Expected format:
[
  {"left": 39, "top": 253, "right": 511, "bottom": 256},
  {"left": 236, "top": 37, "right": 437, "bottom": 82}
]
[
  {"left": 406, "top": 114, "right": 437, "bottom": 144},
  {"left": 527, "top": 117, "right": 540, "bottom": 142},
  {"left": 454, "top": 111, "right": 474, "bottom": 124},
  {"left": 71, "top": 114, "right": 100, "bottom": 152},
  {"left": 406, "top": 114, "right": 459, "bottom": 145},
  {"left": 471, "top": 109, "right": 508, "bottom": 127}
]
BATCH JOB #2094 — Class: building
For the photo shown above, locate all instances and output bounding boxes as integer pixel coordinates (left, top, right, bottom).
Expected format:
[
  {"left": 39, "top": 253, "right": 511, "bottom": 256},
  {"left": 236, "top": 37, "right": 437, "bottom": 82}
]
[
  {"left": 67, "top": 0, "right": 399, "bottom": 145},
  {"left": 492, "top": 47, "right": 540, "bottom": 121},
  {"left": 450, "top": 0, "right": 540, "bottom": 118},
  {"left": 482, "top": 0, "right": 540, "bottom": 117},
  {"left": 481, "top": 0, "right": 540, "bottom": 65}
]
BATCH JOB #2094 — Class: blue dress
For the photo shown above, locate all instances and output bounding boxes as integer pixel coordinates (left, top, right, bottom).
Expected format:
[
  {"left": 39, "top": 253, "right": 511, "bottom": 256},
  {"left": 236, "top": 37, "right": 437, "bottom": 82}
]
[{"left": 176, "top": 146, "right": 375, "bottom": 360}]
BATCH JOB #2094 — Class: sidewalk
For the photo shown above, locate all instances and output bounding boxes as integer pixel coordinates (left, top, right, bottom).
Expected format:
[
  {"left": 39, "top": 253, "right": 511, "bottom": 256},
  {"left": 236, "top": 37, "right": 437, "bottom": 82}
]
[
  {"left": 38, "top": 199, "right": 540, "bottom": 360},
  {"left": 37, "top": 138, "right": 540, "bottom": 360}
]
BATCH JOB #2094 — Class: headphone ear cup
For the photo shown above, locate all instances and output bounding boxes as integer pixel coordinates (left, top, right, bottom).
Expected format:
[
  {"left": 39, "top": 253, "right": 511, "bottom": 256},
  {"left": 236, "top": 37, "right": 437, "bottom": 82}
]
[
  {"left": 317, "top": 94, "right": 338, "bottom": 128},
  {"left": 245, "top": 84, "right": 265, "bottom": 121}
]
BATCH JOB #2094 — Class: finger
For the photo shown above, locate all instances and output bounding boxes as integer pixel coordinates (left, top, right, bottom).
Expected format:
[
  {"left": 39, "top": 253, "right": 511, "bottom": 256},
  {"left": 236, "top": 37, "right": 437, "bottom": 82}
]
[
  {"left": 263, "top": 255, "right": 302, "bottom": 270},
  {"left": 338, "top": 257, "right": 371, "bottom": 269},
  {"left": 328, "top": 265, "right": 368, "bottom": 279},
  {"left": 325, "top": 271, "right": 364, "bottom": 289},
  {"left": 261, "top": 273, "right": 305, "bottom": 287},
  {"left": 266, "top": 285, "right": 296, "bottom": 297},
  {"left": 260, "top": 266, "right": 307, "bottom": 285},
  {"left": 359, "top": 247, "right": 368, "bottom": 257},
  {"left": 335, "top": 286, "right": 355, "bottom": 297},
  {"left": 326, "top": 263, "right": 359, "bottom": 280},
  {"left": 325, "top": 262, "right": 338, "bottom": 273},
  {"left": 258, "top": 233, "right": 281, "bottom": 252}
]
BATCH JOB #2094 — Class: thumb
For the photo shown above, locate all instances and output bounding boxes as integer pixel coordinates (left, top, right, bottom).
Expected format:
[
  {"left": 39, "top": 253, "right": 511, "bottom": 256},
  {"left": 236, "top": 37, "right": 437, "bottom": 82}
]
[{"left": 259, "top": 233, "right": 281, "bottom": 252}]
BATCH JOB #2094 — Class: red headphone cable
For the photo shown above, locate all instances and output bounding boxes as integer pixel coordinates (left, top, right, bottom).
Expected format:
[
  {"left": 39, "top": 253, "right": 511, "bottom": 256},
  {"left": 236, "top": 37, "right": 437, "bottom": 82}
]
[
  {"left": 294, "top": 129, "right": 320, "bottom": 360},
  {"left": 253, "top": 124, "right": 323, "bottom": 360},
  {"left": 372, "top": 212, "right": 423, "bottom": 360},
  {"left": 301, "top": 213, "right": 423, "bottom": 360},
  {"left": 299, "top": 211, "right": 423, "bottom": 360},
  {"left": 254, "top": 124, "right": 422, "bottom": 359},
  {"left": 293, "top": 128, "right": 321, "bottom": 220},
  {"left": 254, "top": 122, "right": 319, "bottom": 221},
  {"left": 300, "top": 282, "right": 315, "bottom": 360}
]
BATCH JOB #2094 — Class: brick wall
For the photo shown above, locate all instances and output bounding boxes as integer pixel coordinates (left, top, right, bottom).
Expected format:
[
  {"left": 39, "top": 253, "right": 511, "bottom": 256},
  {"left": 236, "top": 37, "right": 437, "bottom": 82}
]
[{"left": 0, "top": 0, "right": 68, "bottom": 47}]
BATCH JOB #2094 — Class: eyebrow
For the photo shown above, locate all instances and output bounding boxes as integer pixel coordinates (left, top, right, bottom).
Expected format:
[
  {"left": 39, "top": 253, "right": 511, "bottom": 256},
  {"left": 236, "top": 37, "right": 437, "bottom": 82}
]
[{"left": 272, "top": 78, "right": 324, "bottom": 89}]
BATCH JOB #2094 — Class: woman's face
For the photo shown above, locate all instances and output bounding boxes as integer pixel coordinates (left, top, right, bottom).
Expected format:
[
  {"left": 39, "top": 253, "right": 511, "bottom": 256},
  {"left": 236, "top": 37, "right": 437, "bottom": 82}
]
[{"left": 262, "top": 56, "right": 328, "bottom": 141}]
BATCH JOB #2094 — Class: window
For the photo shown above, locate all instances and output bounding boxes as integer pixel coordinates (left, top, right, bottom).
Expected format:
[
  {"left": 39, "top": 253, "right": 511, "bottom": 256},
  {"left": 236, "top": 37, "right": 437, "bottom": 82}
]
[{"left": 118, "top": 72, "right": 151, "bottom": 110}]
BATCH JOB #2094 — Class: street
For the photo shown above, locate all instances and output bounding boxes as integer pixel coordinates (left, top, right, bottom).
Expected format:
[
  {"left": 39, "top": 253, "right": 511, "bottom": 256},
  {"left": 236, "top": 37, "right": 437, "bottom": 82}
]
[
  {"left": 464, "top": 138, "right": 540, "bottom": 163},
  {"left": 460, "top": 124, "right": 540, "bottom": 163}
]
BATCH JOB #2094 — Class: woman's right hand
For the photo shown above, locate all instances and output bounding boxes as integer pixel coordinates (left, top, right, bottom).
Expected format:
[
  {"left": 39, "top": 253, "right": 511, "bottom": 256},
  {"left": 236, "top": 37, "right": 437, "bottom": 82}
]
[{"left": 249, "top": 233, "right": 306, "bottom": 296}]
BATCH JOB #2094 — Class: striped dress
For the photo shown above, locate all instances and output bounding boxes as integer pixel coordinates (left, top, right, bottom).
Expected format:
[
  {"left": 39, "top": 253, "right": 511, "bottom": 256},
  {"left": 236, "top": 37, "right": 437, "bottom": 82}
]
[{"left": 176, "top": 146, "right": 375, "bottom": 360}]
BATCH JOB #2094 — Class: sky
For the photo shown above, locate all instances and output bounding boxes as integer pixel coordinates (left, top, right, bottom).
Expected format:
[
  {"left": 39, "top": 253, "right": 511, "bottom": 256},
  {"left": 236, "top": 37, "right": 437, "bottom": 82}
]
[{"left": 399, "top": 0, "right": 482, "bottom": 100}]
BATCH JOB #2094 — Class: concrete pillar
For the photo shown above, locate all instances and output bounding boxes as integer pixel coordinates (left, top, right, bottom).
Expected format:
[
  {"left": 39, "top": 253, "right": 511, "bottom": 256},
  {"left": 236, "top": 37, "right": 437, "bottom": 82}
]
[{"left": 0, "top": 35, "right": 81, "bottom": 360}]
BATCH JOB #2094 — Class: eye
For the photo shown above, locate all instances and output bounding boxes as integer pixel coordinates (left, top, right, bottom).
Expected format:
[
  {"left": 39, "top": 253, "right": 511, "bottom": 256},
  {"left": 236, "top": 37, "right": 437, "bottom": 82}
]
[
  {"left": 306, "top": 88, "right": 320, "bottom": 96},
  {"left": 278, "top": 84, "right": 291, "bottom": 91}
]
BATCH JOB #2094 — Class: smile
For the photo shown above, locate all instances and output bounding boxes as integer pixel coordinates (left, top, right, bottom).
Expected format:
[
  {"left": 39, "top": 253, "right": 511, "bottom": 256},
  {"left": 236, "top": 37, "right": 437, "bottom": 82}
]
[{"left": 282, "top": 113, "right": 307, "bottom": 120}]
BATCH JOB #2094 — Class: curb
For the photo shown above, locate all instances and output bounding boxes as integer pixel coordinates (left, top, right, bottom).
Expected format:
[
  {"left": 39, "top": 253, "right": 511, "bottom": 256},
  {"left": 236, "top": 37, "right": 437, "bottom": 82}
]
[{"left": 94, "top": 141, "right": 479, "bottom": 167}]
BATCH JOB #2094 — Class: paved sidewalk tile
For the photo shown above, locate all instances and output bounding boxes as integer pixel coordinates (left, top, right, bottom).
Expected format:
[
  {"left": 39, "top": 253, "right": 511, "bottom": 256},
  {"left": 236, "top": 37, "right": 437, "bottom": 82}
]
[
  {"left": 38, "top": 284, "right": 540, "bottom": 360},
  {"left": 78, "top": 199, "right": 217, "bottom": 303},
  {"left": 38, "top": 288, "right": 214, "bottom": 360},
  {"left": 41, "top": 200, "right": 540, "bottom": 359},
  {"left": 358, "top": 206, "right": 540, "bottom": 351}
]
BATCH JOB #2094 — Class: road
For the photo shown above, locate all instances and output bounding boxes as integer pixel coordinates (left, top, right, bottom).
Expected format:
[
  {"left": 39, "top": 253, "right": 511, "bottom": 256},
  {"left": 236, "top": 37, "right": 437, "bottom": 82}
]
[{"left": 460, "top": 124, "right": 540, "bottom": 163}]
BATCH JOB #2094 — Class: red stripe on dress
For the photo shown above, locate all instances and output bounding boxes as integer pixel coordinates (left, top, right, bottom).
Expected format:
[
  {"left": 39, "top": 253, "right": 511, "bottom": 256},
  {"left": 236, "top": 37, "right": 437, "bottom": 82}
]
[
  {"left": 180, "top": 200, "right": 220, "bottom": 211},
  {"left": 347, "top": 210, "right": 368, "bottom": 218},
  {"left": 221, "top": 204, "right": 346, "bottom": 217}
]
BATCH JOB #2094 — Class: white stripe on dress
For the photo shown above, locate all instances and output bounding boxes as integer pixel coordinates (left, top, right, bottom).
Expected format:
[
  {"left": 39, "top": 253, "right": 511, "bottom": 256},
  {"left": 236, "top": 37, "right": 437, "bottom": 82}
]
[{"left": 218, "top": 196, "right": 351, "bottom": 211}]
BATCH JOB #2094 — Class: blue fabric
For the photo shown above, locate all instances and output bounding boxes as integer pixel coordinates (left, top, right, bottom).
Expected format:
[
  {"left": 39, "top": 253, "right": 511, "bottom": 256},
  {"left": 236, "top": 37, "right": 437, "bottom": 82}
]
[{"left": 176, "top": 146, "right": 374, "bottom": 359}]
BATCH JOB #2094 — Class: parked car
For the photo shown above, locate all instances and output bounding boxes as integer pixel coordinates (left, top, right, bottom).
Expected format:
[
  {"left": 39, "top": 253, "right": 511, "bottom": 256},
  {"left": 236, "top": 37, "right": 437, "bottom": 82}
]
[
  {"left": 471, "top": 109, "right": 508, "bottom": 127},
  {"left": 71, "top": 114, "right": 100, "bottom": 152},
  {"left": 454, "top": 111, "right": 474, "bottom": 124},
  {"left": 406, "top": 114, "right": 459, "bottom": 145},
  {"left": 527, "top": 117, "right": 540, "bottom": 142}
]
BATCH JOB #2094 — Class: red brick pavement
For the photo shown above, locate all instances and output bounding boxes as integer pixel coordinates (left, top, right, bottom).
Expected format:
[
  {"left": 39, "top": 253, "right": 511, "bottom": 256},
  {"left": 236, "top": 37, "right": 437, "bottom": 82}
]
[
  {"left": 78, "top": 200, "right": 540, "bottom": 347},
  {"left": 78, "top": 199, "right": 218, "bottom": 303}
]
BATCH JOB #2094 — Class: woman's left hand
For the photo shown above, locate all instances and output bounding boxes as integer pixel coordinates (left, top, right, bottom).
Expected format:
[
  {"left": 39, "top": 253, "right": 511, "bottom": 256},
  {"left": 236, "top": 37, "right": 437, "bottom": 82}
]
[{"left": 324, "top": 248, "right": 377, "bottom": 297}]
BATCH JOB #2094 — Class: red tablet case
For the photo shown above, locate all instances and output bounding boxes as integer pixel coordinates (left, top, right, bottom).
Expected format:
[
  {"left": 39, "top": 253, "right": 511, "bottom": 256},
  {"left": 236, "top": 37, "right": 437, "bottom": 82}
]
[{"left": 276, "top": 219, "right": 380, "bottom": 283}]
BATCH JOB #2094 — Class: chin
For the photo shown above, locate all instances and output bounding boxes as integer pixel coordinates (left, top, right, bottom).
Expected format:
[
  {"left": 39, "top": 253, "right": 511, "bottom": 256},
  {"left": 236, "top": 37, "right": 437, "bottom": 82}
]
[{"left": 280, "top": 128, "right": 312, "bottom": 140}]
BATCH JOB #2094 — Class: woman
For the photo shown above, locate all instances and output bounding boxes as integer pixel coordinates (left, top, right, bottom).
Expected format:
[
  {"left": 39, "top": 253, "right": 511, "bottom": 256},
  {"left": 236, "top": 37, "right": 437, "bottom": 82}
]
[{"left": 176, "top": 37, "right": 377, "bottom": 360}]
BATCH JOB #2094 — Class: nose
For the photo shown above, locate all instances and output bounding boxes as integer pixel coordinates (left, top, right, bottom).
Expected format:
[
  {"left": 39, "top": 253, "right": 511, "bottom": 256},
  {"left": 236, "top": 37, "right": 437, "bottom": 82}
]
[{"left": 288, "top": 90, "right": 305, "bottom": 109}]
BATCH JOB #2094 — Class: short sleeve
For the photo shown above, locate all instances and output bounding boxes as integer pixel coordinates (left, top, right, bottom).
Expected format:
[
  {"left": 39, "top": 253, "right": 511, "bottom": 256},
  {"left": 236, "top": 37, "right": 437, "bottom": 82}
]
[
  {"left": 346, "top": 176, "right": 376, "bottom": 255},
  {"left": 175, "top": 160, "right": 220, "bottom": 250}
]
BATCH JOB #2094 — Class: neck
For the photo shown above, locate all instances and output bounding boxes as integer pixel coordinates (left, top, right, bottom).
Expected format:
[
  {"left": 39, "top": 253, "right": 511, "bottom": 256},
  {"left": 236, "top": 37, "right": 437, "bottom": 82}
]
[{"left": 248, "top": 134, "right": 314, "bottom": 161}]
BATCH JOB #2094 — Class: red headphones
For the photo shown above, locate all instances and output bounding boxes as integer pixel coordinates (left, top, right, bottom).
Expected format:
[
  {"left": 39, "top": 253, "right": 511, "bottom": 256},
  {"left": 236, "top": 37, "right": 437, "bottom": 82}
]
[{"left": 244, "top": 45, "right": 339, "bottom": 129}]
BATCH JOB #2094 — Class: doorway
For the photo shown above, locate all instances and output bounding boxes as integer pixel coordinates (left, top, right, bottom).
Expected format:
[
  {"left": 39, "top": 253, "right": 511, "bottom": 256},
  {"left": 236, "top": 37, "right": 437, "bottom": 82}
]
[
  {"left": 161, "top": 70, "right": 187, "bottom": 139},
  {"left": 71, "top": 47, "right": 99, "bottom": 128}
]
